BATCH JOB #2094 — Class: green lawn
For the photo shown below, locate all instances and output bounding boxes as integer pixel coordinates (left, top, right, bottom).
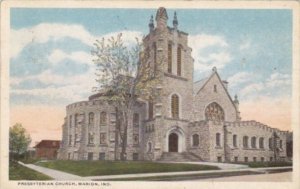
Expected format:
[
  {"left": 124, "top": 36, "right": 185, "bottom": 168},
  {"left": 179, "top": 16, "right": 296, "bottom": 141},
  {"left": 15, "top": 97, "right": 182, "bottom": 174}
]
[
  {"left": 245, "top": 161, "right": 292, "bottom": 168},
  {"left": 36, "top": 160, "right": 219, "bottom": 176},
  {"left": 9, "top": 162, "right": 53, "bottom": 180}
]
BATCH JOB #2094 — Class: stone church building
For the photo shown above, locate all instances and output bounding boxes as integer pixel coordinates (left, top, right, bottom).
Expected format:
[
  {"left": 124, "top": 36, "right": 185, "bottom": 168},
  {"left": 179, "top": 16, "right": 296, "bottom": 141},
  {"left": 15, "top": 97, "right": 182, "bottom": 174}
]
[{"left": 58, "top": 7, "right": 289, "bottom": 163}]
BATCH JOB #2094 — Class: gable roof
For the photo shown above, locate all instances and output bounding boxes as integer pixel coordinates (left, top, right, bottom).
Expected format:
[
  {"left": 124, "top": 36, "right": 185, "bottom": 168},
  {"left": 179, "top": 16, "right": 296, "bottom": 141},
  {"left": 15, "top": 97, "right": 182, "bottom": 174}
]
[
  {"left": 193, "top": 67, "right": 238, "bottom": 113},
  {"left": 34, "top": 140, "right": 60, "bottom": 148},
  {"left": 193, "top": 77, "right": 209, "bottom": 95}
]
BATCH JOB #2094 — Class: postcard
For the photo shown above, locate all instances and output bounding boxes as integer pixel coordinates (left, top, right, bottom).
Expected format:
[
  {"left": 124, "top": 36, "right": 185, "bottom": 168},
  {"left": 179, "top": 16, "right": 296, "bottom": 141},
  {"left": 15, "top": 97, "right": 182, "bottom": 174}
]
[{"left": 1, "top": 1, "right": 299, "bottom": 189}]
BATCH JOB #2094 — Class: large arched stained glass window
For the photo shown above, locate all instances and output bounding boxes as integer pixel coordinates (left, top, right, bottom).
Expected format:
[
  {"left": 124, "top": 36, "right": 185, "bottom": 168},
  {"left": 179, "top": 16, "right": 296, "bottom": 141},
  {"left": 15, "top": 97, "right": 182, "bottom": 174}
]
[{"left": 205, "top": 102, "right": 225, "bottom": 121}]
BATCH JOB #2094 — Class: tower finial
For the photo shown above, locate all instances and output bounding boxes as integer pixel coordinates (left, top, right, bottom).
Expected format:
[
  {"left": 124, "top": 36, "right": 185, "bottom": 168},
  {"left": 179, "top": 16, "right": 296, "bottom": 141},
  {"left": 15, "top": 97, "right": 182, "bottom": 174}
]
[
  {"left": 173, "top": 11, "right": 178, "bottom": 28},
  {"left": 234, "top": 94, "right": 239, "bottom": 102},
  {"left": 155, "top": 7, "right": 168, "bottom": 29},
  {"left": 149, "top": 15, "right": 154, "bottom": 32}
]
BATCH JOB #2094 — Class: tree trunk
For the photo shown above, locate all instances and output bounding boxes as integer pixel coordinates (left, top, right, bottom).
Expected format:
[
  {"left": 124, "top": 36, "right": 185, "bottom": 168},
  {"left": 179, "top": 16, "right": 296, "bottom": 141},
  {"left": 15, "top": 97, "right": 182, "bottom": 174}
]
[
  {"left": 114, "top": 107, "right": 119, "bottom": 161},
  {"left": 120, "top": 112, "right": 128, "bottom": 161}
]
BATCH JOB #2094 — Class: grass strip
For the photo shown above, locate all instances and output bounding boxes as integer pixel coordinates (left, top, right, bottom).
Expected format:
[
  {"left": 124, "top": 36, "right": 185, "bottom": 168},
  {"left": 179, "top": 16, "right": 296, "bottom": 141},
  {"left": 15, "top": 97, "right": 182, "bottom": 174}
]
[
  {"left": 9, "top": 162, "right": 53, "bottom": 180},
  {"left": 36, "top": 160, "right": 219, "bottom": 177}
]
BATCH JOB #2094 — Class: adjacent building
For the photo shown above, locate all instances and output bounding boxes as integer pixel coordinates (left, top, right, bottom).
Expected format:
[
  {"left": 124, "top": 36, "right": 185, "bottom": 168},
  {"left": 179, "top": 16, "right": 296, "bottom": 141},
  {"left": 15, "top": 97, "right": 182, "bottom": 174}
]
[{"left": 35, "top": 140, "right": 60, "bottom": 160}]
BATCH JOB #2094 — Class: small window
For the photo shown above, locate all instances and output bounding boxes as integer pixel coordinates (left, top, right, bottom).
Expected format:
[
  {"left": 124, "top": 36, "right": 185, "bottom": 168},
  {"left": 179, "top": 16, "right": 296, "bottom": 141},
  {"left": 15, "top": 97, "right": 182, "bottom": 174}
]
[
  {"left": 147, "top": 142, "right": 152, "bottom": 153},
  {"left": 253, "top": 157, "right": 257, "bottom": 162},
  {"left": 133, "top": 134, "right": 139, "bottom": 145},
  {"left": 261, "top": 157, "right": 265, "bottom": 162},
  {"left": 75, "top": 114, "right": 79, "bottom": 127},
  {"left": 168, "top": 43, "right": 172, "bottom": 73},
  {"left": 133, "top": 153, "right": 139, "bottom": 161},
  {"left": 69, "top": 135, "right": 72, "bottom": 145},
  {"left": 259, "top": 137, "right": 264, "bottom": 149},
  {"left": 153, "top": 43, "right": 157, "bottom": 71},
  {"left": 177, "top": 46, "right": 181, "bottom": 76},
  {"left": 99, "top": 152, "right": 105, "bottom": 160},
  {"left": 68, "top": 153, "right": 71, "bottom": 160},
  {"left": 133, "top": 113, "right": 140, "bottom": 127},
  {"left": 148, "top": 97, "right": 154, "bottom": 119},
  {"left": 269, "top": 138, "right": 273, "bottom": 150},
  {"left": 270, "top": 157, "right": 273, "bottom": 161},
  {"left": 244, "top": 157, "right": 248, "bottom": 162},
  {"left": 243, "top": 136, "right": 249, "bottom": 148},
  {"left": 279, "top": 140, "right": 283, "bottom": 149},
  {"left": 100, "top": 133, "right": 106, "bottom": 144},
  {"left": 100, "top": 112, "right": 107, "bottom": 125},
  {"left": 214, "top": 85, "right": 217, "bottom": 92},
  {"left": 171, "top": 94, "right": 179, "bottom": 118},
  {"left": 192, "top": 134, "right": 200, "bottom": 147},
  {"left": 89, "top": 112, "right": 94, "bottom": 125},
  {"left": 216, "top": 133, "right": 221, "bottom": 147},
  {"left": 88, "top": 152, "right": 93, "bottom": 160},
  {"left": 217, "top": 156, "right": 222, "bottom": 162},
  {"left": 234, "top": 156, "right": 238, "bottom": 162},
  {"left": 233, "top": 135, "right": 237, "bottom": 147},
  {"left": 251, "top": 137, "right": 257, "bottom": 148},
  {"left": 88, "top": 133, "right": 94, "bottom": 144}
]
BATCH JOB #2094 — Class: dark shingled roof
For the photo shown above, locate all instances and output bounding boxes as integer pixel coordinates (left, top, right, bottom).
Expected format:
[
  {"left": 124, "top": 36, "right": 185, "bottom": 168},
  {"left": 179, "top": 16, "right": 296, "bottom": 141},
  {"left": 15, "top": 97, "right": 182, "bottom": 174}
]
[{"left": 34, "top": 140, "right": 60, "bottom": 148}]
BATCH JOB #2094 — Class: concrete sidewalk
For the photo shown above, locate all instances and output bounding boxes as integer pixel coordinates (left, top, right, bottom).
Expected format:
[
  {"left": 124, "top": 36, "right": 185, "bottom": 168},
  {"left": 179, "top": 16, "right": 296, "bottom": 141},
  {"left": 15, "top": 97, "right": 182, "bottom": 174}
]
[
  {"left": 18, "top": 161, "right": 86, "bottom": 180},
  {"left": 163, "top": 161, "right": 249, "bottom": 170},
  {"left": 86, "top": 166, "right": 292, "bottom": 180}
]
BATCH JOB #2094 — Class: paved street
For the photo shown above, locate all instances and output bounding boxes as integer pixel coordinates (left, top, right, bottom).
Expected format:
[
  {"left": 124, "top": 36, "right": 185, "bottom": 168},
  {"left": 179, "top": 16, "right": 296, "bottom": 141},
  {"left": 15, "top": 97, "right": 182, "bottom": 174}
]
[{"left": 196, "top": 171, "right": 292, "bottom": 182}]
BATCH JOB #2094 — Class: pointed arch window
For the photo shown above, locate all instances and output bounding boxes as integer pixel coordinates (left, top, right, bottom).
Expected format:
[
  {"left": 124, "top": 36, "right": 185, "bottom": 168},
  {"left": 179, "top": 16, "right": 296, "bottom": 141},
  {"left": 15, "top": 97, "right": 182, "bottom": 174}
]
[
  {"left": 168, "top": 43, "right": 172, "bottom": 73},
  {"left": 171, "top": 94, "right": 179, "bottom": 118},
  {"left": 177, "top": 46, "right": 181, "bottom": 76},
  {"left": 148, "top": 97, "right": 153, "bottom": 119},
  {"left": 100, "top": 112, "right": 107, "bottom": 125},
  {"left": 153, "top": 42, "right": 157, "bottom": 72},
  {"left": 205, "top": 102, "right": 225, "bottom": 121}
]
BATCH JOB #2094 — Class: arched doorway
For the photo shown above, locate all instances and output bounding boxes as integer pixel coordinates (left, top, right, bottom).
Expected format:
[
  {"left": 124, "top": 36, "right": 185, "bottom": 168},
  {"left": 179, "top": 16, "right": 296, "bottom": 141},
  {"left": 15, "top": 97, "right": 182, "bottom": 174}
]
[{"left": 169, "top": 133, "right": 179, "bottom": 152}]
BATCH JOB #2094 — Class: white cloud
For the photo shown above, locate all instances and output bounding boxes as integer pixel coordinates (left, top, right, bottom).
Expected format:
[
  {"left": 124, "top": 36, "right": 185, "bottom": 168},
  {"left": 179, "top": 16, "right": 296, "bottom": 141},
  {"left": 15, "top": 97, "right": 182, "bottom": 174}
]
[
  {"left": 239, "top": 71, "right": 291, "bottom": 98},
  {"left": 11, "top": 23, "right": 143, "bottom": 59},
  {"left": 227, "top": 72, "right": 254, "bottom": 87},
  {"left": 48, "top": 49, "right": 92, "bottom": 65},
  {"left": 10, "top": 23, "right": 144, "bottom": 104},
  {"left": 240, "top": 82, "right": 264, "bottom": 97},
  {"left": 189, "top": 34, "right": 228, "bottom": 50},
  {"left": 266, "top": 72, "right": 291, "bottom": 88},
  {"left": 188, "top": 34, "right": 232, "bottom": 73}
]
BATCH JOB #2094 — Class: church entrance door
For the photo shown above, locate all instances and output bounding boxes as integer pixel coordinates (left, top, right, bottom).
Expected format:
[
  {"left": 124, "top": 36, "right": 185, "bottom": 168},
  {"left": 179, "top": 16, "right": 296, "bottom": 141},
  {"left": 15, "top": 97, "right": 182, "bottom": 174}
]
[{"left": 169, "top": 133, "right": 178, "bottom": 152}]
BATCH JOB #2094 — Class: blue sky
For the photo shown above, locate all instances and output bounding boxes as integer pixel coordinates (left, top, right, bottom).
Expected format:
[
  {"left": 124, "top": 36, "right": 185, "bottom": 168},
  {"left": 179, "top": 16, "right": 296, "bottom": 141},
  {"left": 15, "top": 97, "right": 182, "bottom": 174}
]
[{"left": 10, "top": 8, "right": 292, "bottom": 106}]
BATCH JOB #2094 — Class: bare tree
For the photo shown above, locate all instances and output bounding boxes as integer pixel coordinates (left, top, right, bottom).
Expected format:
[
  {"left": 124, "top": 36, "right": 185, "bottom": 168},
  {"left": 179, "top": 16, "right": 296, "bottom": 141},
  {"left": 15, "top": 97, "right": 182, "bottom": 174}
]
[{"left": 91, "top": 33, "right": 162, "bottom": 160}]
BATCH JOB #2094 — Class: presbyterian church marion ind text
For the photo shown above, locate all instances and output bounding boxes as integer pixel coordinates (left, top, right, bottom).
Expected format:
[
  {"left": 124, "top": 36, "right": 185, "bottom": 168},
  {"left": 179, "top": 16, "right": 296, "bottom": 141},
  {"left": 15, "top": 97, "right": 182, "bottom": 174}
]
[{"left": 58, "top": 8, "right": 289, "bottom": 162}]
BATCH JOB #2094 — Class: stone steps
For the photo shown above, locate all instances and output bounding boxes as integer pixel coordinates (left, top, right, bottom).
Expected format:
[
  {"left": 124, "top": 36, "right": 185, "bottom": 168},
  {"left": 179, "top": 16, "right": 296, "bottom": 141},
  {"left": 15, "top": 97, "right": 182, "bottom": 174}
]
[{"left": 158, "top": 152, "right": 203, "bottom": 162}]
